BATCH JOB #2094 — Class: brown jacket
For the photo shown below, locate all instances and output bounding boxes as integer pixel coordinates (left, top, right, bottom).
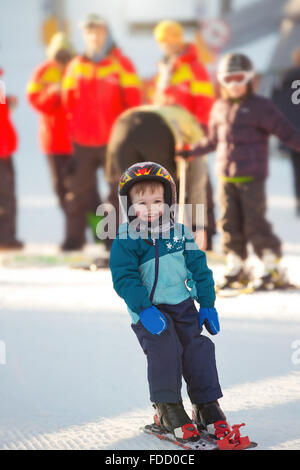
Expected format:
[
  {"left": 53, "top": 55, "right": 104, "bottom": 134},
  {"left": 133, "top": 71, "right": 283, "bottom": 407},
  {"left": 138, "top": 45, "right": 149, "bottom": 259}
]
[{"left": 194, "top": 94, "right": 300, "bottom": 178}]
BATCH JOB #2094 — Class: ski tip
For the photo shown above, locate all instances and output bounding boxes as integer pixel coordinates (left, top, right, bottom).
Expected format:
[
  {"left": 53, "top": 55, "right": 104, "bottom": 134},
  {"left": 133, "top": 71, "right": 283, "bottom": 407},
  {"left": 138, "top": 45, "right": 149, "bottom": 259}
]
[
  {"left": 248, "top": 441, "right": 258, "bottom": 449},
  {"left": 218, "top": 437, "right": 257, "bottom": 450}
]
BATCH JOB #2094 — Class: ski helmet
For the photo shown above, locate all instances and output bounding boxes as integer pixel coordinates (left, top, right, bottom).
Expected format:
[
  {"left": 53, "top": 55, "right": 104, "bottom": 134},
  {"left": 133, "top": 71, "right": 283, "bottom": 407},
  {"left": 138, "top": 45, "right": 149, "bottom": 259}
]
[
  {"left": 217, "top": 53, "right": 254, "bottom": 76},
  {"left": 118, "top": 161, "right": 177, "bottom": 223}
]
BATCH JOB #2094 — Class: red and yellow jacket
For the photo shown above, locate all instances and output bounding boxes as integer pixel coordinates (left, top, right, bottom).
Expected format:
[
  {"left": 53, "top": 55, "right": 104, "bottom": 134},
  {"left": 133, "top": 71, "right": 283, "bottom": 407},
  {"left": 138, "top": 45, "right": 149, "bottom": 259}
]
[
  {"left": 154, "top": 44, "right": 214, "bottom": 126},
  {"left": 0, "top": 70, "right": 17, "bottom": 158},
  {"left": 27, "top": 60, "right": 72, "bottom": 155},
  {"left": 62, "top": 47, "right": 142, "bottom": 147}
]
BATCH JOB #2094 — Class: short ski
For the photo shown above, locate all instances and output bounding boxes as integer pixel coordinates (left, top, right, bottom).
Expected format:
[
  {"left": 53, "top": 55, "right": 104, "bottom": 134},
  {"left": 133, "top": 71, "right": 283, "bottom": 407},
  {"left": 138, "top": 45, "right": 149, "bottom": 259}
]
[
  {"left": 0, "top": 253, "right": 95, "bottom": 269},
  {"left": 143, "top": 423, "right": 218, "bottom": 450},
  {"left": 216, "top": 283, "right": 300, "bottom": 298},
  {"left": 143, "top": 423, "right": 257, "bottom": 450},
  {"left": 71, "top": 257, "right": 109, "bottom": 271},
  {"left": 216, "top": 286, "right": 254, "bottom": 298}
]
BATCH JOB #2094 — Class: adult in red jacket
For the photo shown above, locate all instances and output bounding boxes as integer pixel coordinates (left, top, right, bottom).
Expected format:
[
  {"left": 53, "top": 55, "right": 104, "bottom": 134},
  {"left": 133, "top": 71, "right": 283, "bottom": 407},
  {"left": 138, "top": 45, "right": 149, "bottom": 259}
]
[
  {"left": 27, "top": 32, "right": 74, "bottom": 242},
  {"left": 153, "top": 21, "right": 214, "bottom": 127},
  {"left": 0, "top": 68, "right": 23, "bottom": 249},
  {"left": 153, "top": 21, "right": 216, "bottom": 250},
  {"left": 62, "top": 14, "right": 141, "bottom": 251}
]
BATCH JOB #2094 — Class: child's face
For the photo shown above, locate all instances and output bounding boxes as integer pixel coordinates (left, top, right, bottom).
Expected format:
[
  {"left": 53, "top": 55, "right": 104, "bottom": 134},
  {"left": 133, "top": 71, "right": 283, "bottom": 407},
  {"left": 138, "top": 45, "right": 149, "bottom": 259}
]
[
  {"left": 225, "top": 83, "right": 248, "bottom": 98},
  {"left": 130, "top": 185, "right": 165, "bottom": 223}
]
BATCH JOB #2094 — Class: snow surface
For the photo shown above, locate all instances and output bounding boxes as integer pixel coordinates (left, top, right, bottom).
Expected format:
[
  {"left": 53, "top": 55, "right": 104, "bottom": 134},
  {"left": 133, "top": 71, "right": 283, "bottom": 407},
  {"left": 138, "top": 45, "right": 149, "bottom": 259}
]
[{"left": 0, "top": 155, "right": 300, "bottom": 450}]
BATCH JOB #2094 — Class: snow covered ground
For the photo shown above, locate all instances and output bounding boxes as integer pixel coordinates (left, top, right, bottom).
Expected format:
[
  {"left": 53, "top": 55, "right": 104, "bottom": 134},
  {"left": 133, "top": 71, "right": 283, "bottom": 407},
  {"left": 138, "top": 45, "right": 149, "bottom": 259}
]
[{"left": 0, "top": 155, "right": 300, "bottom": 450}]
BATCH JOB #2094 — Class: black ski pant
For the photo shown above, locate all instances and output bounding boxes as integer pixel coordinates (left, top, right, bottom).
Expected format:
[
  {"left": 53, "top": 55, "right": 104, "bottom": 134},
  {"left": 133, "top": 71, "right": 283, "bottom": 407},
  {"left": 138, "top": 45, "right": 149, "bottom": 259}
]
[
  {"left": 46, "top": 153, "right": 71, "bottom": 210},
  {"left": 131, "top": 297, "right": 222, "bottom": 405},
  {"left": 64, "top": 144, "right": 119, "bottom": 248},
  {"left": 219, "top": 178, "right": 282, "bottom": 259},
  {"left": 290, "top": 151, "right": 300, "bottom": 215},
  {"left": 0, "top": 157, "right": 17, "bottom": 243}
]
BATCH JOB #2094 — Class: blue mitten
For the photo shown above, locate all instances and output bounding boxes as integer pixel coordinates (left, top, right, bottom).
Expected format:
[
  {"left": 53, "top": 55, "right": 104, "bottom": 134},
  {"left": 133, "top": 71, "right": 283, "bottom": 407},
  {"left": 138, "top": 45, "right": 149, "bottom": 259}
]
[
  {"left": 139, "top": 306, "right": 167, "bottom": 335},
  {"left": 199, "top": 307, "right": 220, "bottom": 335}
]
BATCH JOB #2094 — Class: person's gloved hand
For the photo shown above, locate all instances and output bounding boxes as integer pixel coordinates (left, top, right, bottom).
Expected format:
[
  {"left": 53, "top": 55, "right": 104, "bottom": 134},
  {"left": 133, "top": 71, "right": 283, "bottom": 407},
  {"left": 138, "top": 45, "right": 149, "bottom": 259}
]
[
  {"left": 199, "top": 307, "right": 220, "bottom": 335},
  {"left": 139, "top": 306, "right": 167, "bottom": 335}
]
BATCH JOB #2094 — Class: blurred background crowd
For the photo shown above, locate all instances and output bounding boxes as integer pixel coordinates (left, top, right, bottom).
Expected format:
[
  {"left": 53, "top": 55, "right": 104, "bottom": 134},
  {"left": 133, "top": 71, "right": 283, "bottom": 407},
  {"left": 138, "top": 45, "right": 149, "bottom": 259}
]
[{"left": 0, "top": 0, "right": 300, "bottom": 260}]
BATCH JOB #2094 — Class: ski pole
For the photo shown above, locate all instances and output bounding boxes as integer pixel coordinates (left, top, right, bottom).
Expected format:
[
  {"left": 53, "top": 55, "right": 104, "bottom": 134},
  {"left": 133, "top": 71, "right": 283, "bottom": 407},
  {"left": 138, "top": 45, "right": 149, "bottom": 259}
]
[
  {"left": 177, "top": 156, "right": 187, "bottom": 224},
  {"left": 173, "top": 120, "right": 187, "bottom": 224}
]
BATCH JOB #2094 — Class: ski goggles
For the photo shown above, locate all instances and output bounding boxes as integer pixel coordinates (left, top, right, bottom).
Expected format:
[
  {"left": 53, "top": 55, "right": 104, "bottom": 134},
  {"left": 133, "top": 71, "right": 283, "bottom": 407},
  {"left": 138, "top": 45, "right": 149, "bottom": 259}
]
[{"left": 218, "top": 71, "right": 255, "bottom": 87}]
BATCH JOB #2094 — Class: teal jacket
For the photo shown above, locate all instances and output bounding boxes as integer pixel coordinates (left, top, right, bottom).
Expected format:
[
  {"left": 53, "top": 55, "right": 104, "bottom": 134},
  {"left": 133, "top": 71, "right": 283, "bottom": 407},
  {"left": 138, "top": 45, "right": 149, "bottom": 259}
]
[{"left": 109, "top": 222, "right": 216, "bottom": 324}]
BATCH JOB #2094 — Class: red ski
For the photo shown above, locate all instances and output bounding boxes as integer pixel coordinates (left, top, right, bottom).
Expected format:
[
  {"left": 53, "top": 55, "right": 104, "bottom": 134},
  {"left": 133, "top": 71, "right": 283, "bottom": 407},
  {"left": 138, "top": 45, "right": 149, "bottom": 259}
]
[
  {"left": 143, "top": 423, "right": 218, "bottom": 450},
  {"left": 143, "top": 422, "right": 257, "bottom": 450}
]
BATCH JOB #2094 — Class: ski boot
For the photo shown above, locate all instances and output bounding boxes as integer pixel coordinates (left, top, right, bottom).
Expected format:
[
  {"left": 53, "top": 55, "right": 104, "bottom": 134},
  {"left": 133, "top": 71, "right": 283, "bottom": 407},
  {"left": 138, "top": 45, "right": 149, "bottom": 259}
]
[
  {"left": 216, "top": 268, "right": 250, "bottom": 290},
  {"left": 60, "top": 238, "right": 85, "bottom": 252},
  {"left": 250, "top": 250, "right": 293, "bottom": 291},
  {"left": 151, "top": 402, "right": 218, "bottom": 450},
  {"left": 192, "top": 401, "right": 253, "bottom": 450},
  {"left": 216, "top": 253, "right": 250, "bottom": 290},
  {"left": 0, "top": 239, "right": 24, "bottom": 251},
  {"left": 216, "top": 252, "right": 251, "bottom": 290},
  {"left": 250, "top": 267, "right": 293, "bottom": 291}
]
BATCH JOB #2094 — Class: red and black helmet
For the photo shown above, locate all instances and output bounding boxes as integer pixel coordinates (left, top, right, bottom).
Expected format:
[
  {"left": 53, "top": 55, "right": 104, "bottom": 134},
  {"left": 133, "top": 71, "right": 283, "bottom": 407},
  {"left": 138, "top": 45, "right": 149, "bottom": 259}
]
[
  {"left": 119, "top": 161, "right": 177, "bottom": 222},
  {"left": 119, "top": 161, "right": 176, "bottom": 204}
]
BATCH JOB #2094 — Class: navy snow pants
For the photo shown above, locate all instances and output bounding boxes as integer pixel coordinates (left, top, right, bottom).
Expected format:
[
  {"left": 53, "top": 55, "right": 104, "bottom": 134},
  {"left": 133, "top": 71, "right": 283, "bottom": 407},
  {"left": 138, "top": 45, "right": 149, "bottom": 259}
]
[{"left": 131, "top": 297, "right": 222, "bottom": 404}]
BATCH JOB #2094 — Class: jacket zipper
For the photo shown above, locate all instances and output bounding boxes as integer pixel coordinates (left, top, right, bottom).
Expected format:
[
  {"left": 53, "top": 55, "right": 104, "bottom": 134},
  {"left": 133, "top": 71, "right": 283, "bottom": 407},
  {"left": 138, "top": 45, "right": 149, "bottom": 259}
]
[{"left": 149, "top": 238, "right": 159, "bottom": 303}]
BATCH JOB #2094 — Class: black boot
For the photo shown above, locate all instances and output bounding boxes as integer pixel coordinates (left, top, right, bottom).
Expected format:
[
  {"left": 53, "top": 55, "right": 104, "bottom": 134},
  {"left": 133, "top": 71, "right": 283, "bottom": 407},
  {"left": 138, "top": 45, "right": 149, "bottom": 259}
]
[
  {"left": 60, "top": 239, "right": 85, "bottom": 252},
  {"left": 0, "top": 239, "right": 24, "bottom": 251},
  {"left": 192, "top": 401, "right": 230, "bottom": 439},
  {"left": 216, "top": 268, "right": 250, "bottom": 290},
  {"left": 153, "top": 402, "right": 198, "bottom": 441}
]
